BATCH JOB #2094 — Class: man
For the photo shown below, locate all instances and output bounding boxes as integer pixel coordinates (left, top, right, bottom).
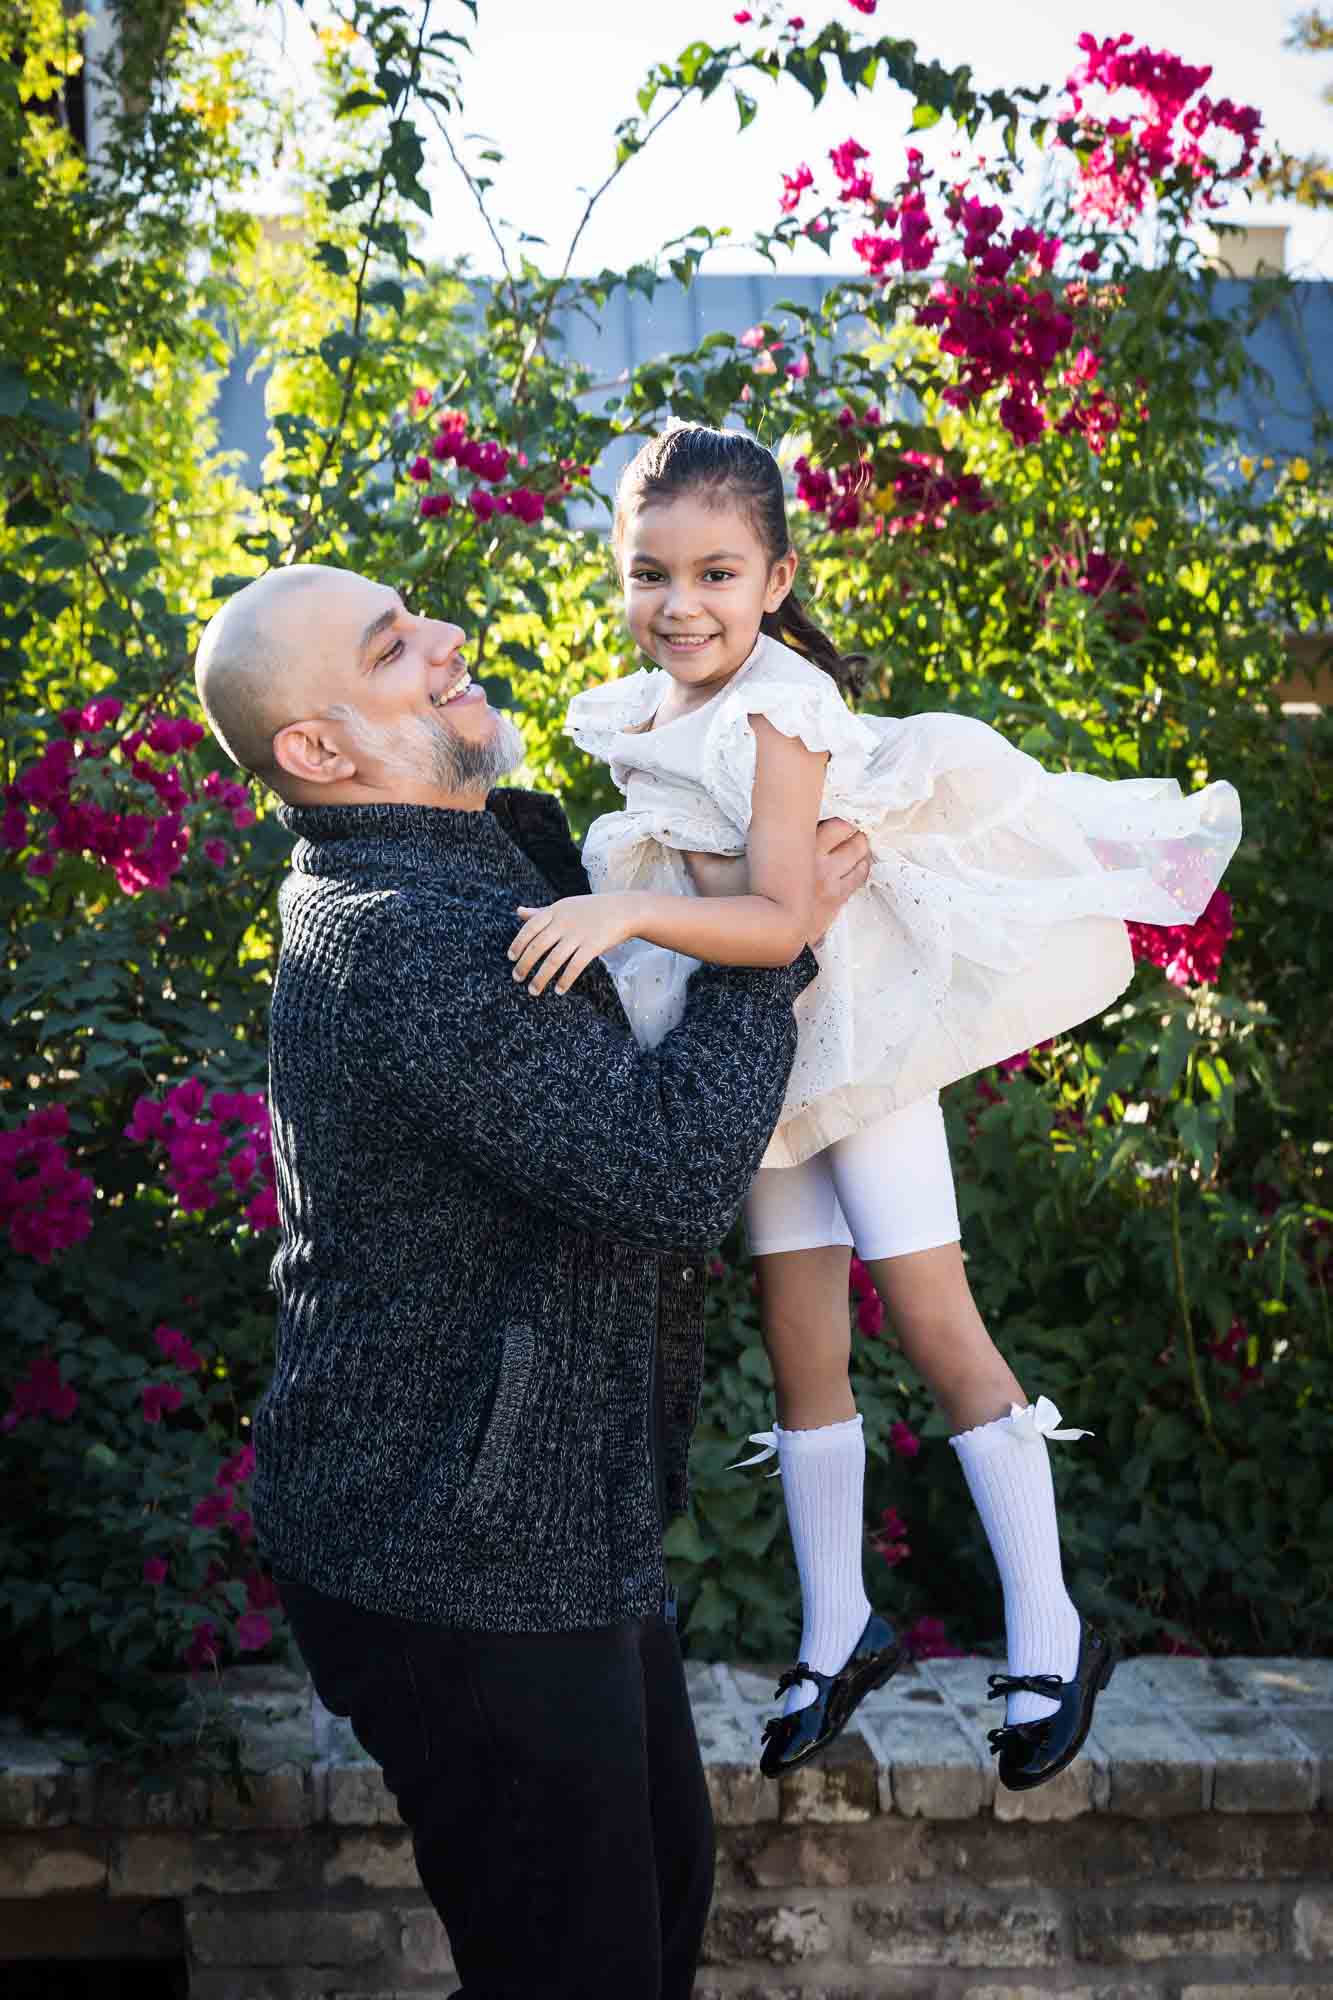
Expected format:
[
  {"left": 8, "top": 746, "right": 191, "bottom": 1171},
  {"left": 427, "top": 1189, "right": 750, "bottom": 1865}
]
[{"left": 193, "top": 562, "right": 870, "bottom": 2000}]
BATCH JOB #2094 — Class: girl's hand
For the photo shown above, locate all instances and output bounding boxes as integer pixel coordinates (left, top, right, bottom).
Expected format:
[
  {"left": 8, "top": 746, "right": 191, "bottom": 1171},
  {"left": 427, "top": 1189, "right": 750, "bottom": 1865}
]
[{"left": 510, "top": 894, "right": 638, "bottom": 996}]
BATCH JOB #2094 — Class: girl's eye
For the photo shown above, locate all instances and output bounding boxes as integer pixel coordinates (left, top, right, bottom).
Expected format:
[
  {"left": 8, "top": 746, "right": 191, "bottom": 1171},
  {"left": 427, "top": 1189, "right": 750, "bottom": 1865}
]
[
  {"left": 704, "top": 570, "right": 735, "bottom": 583},
  {"left": 630, "top": 569, "right": 662, "bottom": 583}
]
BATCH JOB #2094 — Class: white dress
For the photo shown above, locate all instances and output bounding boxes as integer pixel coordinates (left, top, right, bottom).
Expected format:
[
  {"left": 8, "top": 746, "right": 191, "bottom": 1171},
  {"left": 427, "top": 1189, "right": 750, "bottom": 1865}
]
[{"left": 565, "top": 633, "right": 1242, "bottom": 1171}]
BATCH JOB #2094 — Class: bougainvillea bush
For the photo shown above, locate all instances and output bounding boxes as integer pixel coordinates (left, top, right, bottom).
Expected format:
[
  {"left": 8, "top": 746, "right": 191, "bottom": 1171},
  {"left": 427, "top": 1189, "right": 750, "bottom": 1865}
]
[{"left": 1, "top": 0, "right": 1329, "bottom": 1752}]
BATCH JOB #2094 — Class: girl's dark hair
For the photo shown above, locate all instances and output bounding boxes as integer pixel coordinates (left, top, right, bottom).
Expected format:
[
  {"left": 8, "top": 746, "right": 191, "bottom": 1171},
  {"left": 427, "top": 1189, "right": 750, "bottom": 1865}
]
[{"left": 613, "top": 423, "right": 869, "bottom": 701}]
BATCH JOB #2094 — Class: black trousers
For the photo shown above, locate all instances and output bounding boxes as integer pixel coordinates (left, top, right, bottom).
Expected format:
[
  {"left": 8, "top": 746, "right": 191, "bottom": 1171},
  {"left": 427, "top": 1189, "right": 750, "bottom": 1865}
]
[{"left": 276, "top": 1573, "right": 715, "bottom": 1999}]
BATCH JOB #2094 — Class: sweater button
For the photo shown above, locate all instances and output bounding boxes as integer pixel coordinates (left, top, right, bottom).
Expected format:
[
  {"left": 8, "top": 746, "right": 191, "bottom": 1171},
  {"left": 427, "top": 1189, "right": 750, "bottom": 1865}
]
[{"left": 680, "top": 1266, "right": 694, "bottom": 1283}]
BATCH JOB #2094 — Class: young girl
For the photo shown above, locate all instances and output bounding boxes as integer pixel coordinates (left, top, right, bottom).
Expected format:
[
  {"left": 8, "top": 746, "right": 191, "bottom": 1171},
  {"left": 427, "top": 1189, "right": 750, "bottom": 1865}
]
[{"left": 509, "top": 424, "right": 1241, "bottom": 1789}]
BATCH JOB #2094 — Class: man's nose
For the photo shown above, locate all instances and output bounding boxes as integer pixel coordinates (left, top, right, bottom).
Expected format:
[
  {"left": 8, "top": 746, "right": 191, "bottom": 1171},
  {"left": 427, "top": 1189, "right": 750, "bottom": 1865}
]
[{"left": 424, "top": 619, "right": 467, "bottom": 659}]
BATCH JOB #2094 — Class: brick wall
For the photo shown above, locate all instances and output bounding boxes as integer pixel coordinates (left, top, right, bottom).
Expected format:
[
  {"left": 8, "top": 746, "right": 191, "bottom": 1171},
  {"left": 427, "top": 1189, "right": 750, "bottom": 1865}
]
[{"left": 1, "top": 1656, "right": 1330, "bottom": 1997}]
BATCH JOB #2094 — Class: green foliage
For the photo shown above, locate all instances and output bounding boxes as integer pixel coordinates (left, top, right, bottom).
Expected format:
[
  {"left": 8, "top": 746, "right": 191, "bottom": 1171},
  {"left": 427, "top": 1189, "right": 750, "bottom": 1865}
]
[{"left": 0, "top": 0, "right": 1329, "bottom": 1767}]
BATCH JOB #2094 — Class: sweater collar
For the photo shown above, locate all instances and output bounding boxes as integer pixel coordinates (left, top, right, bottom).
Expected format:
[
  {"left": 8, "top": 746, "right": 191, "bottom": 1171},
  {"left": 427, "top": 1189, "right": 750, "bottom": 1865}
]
[{"left": 278, "top": 799, "right": 521, "bottom": 880}]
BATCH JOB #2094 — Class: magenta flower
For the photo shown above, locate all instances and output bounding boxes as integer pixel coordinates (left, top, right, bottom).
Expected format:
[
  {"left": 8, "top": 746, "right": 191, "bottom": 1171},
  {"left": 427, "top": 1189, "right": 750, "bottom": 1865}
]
[
  {"left": 408, "top": 455, "right": 431, "bottom": 482},
  {"left": 142, "top": 1382, "right": 184, "bottom": 1424},
  {"left": 154, "top": 1325, "right": 203, "bottom": 1373},
  {"left": 216, "top": 1444, "right": 256, "bottom": 1489},
  {"left": 889, "top": 1420, "right": 921, "bottom": 1460},
  {"left": 506, "top": 487, "right": 546, "bottom": 525},
  {"left": 191, "top": 1493, "right": 233, "bottom": 1531},
  {"left": 234, "top": 1610, "right": 273, "bottom": 1653},
  {"left": 183, "top": 1619, "right": 219, "bottom": 1672},
  {"left": 779, "top": 162, "right": 814, "bottom": 214},
  {"left": 869, "top": 1505, "right": 910, "bottom": 1566},
  {"left": 1128, "top": 889, "right": 1233, "bottom": 989},
  {"left": 420, "top": 492, "right": 453, "bottom": 519},
  {"left": 143, "top": 1556, "right": 168, "bottom": 1586},
  {"left": 0, "top": 1109, "right": 95, "bottom": 1265},
  {"left": 1, "top": 1353, "right": 79, "bottom": 1431},
  {"left": 904, "top": 1614, "right": 964, "bottom": 1660}
]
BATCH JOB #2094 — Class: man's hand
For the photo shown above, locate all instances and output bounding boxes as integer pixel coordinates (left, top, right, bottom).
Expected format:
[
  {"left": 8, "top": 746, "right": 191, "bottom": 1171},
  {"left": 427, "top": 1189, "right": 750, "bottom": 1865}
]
[
  {"left": 809, "top": 818, "right": 870, "bottom": 945},
  {"left": 684, "top": 851, "right": 749, "bottom": 898},
  {"left": 688, "top": 823, "right": 869, "bottom": 945}
]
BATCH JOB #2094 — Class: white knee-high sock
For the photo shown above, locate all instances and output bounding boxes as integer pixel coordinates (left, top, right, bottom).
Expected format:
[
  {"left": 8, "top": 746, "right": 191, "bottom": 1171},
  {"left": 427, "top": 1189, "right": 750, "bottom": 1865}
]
[
  {"left": 949, "top": 1399, "right": 1087, "bottom": 1725},
  {"left": 776, "top": 1415, "right": 873, "bottom": 1717}
]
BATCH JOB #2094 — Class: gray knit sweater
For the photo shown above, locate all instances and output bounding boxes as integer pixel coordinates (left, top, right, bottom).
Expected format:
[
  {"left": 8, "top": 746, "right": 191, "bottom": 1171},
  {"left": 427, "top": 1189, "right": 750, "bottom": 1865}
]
[{"left": 252, "top": 788, "right": 816, "bottom": 1630}]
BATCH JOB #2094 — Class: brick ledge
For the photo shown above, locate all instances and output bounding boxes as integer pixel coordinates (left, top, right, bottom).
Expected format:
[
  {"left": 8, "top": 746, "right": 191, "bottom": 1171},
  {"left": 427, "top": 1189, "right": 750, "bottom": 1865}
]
[{"left": 1, "top": 1654, "right": 1330, "bottom": 1836}]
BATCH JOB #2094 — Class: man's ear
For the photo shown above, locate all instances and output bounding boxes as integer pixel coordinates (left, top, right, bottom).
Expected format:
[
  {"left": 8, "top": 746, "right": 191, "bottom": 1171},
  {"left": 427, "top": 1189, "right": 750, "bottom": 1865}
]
[
  {"left": 764, "top": 548, "right": 799, "bottom": 614},
  {"left": 272, "top": 719, "right": 358, "bottom": 788}
]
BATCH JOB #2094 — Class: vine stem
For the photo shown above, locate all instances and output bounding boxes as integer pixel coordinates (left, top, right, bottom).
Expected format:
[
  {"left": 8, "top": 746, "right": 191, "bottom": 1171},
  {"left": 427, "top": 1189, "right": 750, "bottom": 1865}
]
[
  {"left": 1169, "top": 1166, "right": 1221, "bottom": 1452},
  {"left": 287, "top": 4, "right": 434, "bottom": 564}
]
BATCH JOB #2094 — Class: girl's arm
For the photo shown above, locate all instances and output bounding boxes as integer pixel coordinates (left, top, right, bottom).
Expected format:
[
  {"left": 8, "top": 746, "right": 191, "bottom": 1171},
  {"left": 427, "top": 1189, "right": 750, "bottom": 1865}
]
[{"left": 510, "top": 717, "right": 829, "bottom": 996}]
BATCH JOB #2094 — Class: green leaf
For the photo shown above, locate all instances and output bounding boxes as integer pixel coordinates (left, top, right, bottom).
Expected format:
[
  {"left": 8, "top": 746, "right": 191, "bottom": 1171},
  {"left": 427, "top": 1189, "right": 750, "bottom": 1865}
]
[
  {"left": 0, "top": 365, "right": 29, "bottom": 417},
  {"left": 912, "top": 103, "right": 942, "bottom": 131},
  {"left": 1156, "top": 1013, "right": 1193, "bottom": 1096},
  {"left": 314, "top": 242, "right": 350, "bottom": 278},
  {"left": 733, "top": 88, "right": 757, "bottom": 132}
]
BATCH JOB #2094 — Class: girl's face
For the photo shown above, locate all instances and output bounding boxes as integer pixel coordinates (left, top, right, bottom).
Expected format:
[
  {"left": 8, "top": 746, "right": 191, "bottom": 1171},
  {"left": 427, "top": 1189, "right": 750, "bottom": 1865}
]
[{"left": 620, "top": 493, "right": 797, "bottom": 695}]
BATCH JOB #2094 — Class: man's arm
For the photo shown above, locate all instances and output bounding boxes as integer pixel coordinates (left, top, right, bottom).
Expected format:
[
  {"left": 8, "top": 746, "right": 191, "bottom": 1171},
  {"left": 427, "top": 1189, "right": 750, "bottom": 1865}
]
[
  {"left": 351, "top": 893, "right": 816, "bottom": 1253},
  {"left": 486, "top": 786, "right": 591, "bottom": 900}
]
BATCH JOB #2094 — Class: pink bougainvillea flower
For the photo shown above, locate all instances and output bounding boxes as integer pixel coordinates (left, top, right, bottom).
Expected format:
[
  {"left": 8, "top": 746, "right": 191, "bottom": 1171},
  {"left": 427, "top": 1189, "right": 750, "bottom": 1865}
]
[
  {"left": 1, "top": 1353, "right": 79, "bottom": 1431},
  {"left": 869, "top": 1505, "right": 910, "bottom": 1566},
  {"left": 245, "top": 1567, "right": 281, "bottom": 1612},
  {"left": 153, "top": 1325, "right": 203, "bottom": 1373},
  {"left": 849, "top": 1256, "right": 884, "bottom": 1336},
  {"left": 779, "top": 162, "right": 814, "bottom": 213},
  {"left": 408, "top": 455, "right": 432, "bottom": 482},
  {"left": 468, "top": 489, "right": 498, "bottom": 522},
  {"left": 506, "top": 487, "right": 546, "bottom": 525},
  {"left": 1128, "top": 888, "right": 1233, "bottom": 988},
  {"left": 191, "top": 1493, "right": 233, "bottom": 1531},
  {"left": 785, "top": 353, "right": 810, "bottom": 381},
  {"left": 847, "top": 0, "right": 877, "bottom": 12},
  {"left": 0, "top": 1109, "right": 95, "bottom": 1265},
  {"left": 904, "top": 1614, "right": 964, "bottom": 1660},
  {"left": 216, "top": 1444, "right": 257, "bottom": 1489},
  {"left": 183, "top": 1619, "right": 219, "bottom": 1672},
  {"left": 143, "top": 1556, "right": 168, "bottom": 1586},
  {"left": 889, "top": 1420, "right": 921, "bottom": 1459},
  {"left": 234, "top": 1610, "right": 273, "bottom": 1653},
  {"left": 419, "top": 492, "right": 453, "bottom": 519},
  {"left": 733, "top": 8, "right": 752, "bottom": 20},
  {"left": 142, "top": 1382, "right": 184, "bottom": 1424},
  {"left": 411, "top": 387, "right": 432, "bottom": 411}
]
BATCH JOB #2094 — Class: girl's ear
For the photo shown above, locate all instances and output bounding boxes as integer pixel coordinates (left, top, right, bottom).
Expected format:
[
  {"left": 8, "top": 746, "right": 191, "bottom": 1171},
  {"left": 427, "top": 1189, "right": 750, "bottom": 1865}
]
[{"left": 764, "top": 547, "right": 799, "bottom": 614}]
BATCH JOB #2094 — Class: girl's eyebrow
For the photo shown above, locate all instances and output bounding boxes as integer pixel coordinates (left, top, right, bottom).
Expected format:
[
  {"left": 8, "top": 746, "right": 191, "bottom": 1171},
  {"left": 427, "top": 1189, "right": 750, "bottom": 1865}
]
[{"left": 628, "top": 550, "right": 749, "bottom": 565}]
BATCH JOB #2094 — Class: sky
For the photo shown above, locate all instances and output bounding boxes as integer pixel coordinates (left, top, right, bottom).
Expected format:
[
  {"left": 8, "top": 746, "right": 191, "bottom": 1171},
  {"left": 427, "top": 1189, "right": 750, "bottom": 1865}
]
[{"left": 271, "top": 0, "right": 1333, "bottom": 281}]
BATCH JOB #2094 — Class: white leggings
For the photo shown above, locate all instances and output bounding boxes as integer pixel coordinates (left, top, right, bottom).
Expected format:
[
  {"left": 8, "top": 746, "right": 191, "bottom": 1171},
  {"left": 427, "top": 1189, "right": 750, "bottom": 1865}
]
[{"left": 743, "top": 1094, "right": 961, "bottom": 1262}]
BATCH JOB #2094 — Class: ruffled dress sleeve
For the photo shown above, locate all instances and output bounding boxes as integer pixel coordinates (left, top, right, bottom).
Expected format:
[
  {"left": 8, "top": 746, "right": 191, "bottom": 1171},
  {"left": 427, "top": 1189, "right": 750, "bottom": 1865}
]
[
  {"left": 700, "top": 659, "right": 877, "bottom": 832},
  {"left": 565, "top": 669, "right": 662, "bottom": 769}
]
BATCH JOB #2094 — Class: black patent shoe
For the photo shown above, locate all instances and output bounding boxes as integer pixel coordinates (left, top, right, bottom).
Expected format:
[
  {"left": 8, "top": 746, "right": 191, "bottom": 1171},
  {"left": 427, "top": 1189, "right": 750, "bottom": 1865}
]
[
  {"left": 759, "top": 1611, "right": 904, "bottom": 1780},
  {"left": 986, "top": 1618, "right": 1116, "bottom": 1792}
]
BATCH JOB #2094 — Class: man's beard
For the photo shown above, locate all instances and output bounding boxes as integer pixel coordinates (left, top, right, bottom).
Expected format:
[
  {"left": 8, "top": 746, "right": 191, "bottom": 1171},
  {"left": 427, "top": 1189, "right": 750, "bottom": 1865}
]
[
  {"left": 343, "top": 706, "right": 525, "bottom": 795},
  {"left": 421, "top": 707, "right": 525, "bottom": 792}
]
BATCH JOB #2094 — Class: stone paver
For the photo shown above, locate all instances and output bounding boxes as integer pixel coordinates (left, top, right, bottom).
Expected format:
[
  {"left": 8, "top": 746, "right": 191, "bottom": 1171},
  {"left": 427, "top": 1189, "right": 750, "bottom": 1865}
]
[
  {"left": 1276, "top": 1707, "right": 1333, "bottom": 1807},
  {"left": 1088, "top": 1707, "right": 1213, "bottom": 1816},
  {"left": 861, "top": 1701, "right": 992, "bottom": 1819},
  {"left": 1177, "top": 1706, "right": 1317, "bottom": 1813}
]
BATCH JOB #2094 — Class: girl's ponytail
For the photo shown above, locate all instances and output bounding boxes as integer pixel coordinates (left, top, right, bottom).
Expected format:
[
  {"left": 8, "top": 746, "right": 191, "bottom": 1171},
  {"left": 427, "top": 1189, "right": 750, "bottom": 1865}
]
[{"left": 762, "top": 591, "right": 868, "bottom": 702}]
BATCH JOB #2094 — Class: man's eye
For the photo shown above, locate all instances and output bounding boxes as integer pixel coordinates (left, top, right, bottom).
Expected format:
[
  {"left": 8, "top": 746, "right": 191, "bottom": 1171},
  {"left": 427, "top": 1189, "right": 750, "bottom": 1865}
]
[{"left": 377, "top": 638, "right": 404, "bottom": 667}]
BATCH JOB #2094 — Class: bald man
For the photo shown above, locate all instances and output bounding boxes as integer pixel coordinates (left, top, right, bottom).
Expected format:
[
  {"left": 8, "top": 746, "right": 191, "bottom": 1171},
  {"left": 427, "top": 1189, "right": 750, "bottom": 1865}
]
[{"left": 196, "top": 563, "right": 869, "bottom": 1999}]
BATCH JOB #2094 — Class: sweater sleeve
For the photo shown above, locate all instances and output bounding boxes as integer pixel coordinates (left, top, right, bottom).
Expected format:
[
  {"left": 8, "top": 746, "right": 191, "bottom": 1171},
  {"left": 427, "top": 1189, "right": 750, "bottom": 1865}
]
[
  {"left": 348, "top": 892, "right": 816, "bottom": 1252},
  {"left": 485, "top": 786, "right": 591, "bottom": 900}
]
